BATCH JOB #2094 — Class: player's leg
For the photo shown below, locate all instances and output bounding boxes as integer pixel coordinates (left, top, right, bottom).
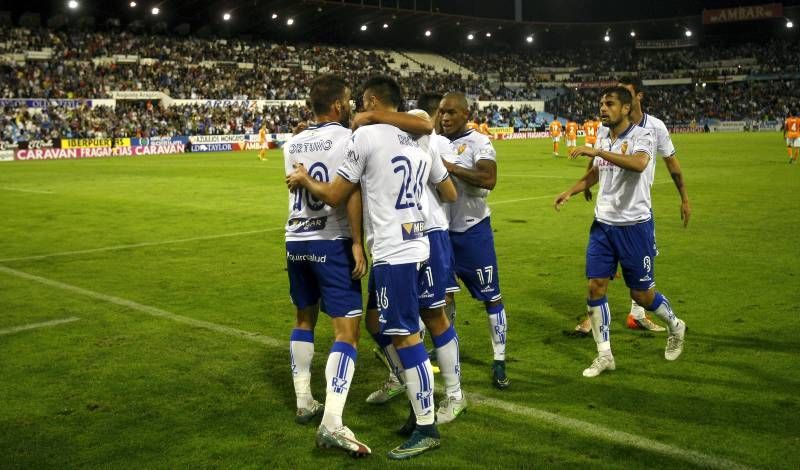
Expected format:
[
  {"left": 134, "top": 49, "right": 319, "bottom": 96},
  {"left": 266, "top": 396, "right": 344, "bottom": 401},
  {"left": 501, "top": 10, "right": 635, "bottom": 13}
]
[
  {"left": 620, "top": 219, "right": 686, "bottom": 361},
  {"left": 311, "top": 239, "right": 371, "bottom": 455},
  {"left": 287, "top": 241, "right": 324, "bottom": 423},
  {"left": 452, "top": 219, "right": 508, "bottom": 388},
  {"left": 377, "top": 263, "right": 439, "bottom": 460},
  {"left": 793, "top": 138, "right": 800, "bottom": 162},
  {"left": 787, "top": 137, "right": 793, "bottom": 161},
  {"left": 364, "top": 269, "right": 406, "bottom": 405},
  {"left": 583, "top": 221, "right": 618, "bottom": 377},
  {"left": 553, "top": 136, "right": 559, "bottom": 156},
  {"left": 627, "top": 298, "right": 666, "bottom": 331}
]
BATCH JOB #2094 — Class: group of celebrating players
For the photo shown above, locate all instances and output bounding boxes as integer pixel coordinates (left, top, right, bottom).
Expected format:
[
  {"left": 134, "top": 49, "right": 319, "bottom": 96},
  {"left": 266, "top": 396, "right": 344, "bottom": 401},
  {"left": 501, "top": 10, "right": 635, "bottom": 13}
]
[{"left": 281, "top": 73, "right": 692, "bottom": 459}]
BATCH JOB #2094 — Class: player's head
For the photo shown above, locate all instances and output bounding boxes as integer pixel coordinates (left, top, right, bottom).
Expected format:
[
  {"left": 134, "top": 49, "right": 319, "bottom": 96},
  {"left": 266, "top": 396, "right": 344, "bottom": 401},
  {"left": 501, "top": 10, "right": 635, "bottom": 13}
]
[
  {"left": 439, "top": 92, "right": 470, "bottom": 137},
  {"left": 361, "top": 76, "right": 403, "bottom": 112},
  {"left": 618, "top": 76, "right": 644, "bottom": 106},
  {"left": 599, "top": 86, "right": 633, "bottom": 128},
  {"left": 416, "top": 92, "right": 443, "bottom": 117},
  {"left": 309, "top": 74, "right": 351, "bottom": 126}
]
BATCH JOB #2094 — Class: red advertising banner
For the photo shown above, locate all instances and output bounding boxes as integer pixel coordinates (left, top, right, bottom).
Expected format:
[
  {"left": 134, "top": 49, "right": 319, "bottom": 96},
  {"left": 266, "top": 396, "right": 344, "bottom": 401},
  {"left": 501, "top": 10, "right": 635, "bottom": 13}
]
[
  {"left": 15, "top": 144, "right": 186, "bottom": 161},
  {"left": 703, "top": 3, "right": 783, "bottom": 24}
]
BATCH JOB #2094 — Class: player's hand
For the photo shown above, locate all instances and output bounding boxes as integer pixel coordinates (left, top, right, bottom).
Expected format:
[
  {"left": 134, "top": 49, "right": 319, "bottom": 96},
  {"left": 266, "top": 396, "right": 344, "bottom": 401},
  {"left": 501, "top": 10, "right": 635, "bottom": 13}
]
[
  {"left": 583, "top": 188, "right": 593, "bottom": 201},
  {"left": 351, "top": 243, "right": 367, "bottom": 279},
  {"left": 569, "top": 146, "right": 598, "bottom": 160},
  {"left": 554, "top": 191, "right": 571, "bottom": 211},
  {"left": 442, "top": 158, "right": 457, "bottom": 173},
  {"left": 292, "top": 122, "right": 308, "bottom": 135},
  {"left": 680, "top": 200, "right": 691, "bottom": 228},
  {"left": 286, "top": 163, "right": 308, "bottom": 191},
  {"left": 351, "top": 112, "right": 374, "bottom": 130}
]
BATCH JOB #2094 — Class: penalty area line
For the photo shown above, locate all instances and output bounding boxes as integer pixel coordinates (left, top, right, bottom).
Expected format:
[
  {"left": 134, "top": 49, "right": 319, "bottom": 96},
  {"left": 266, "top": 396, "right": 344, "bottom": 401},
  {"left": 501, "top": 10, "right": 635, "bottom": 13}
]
[
  {"left": 0, "top": 264, "right": 748, "bottom": 470},
  {"left": 0, "top": 316, "right": 81, "bottom": 336}
]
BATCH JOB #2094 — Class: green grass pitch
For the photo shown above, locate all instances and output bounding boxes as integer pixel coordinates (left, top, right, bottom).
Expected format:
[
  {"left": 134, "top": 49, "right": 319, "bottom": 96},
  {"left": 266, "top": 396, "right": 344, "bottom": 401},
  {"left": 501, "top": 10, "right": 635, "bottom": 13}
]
[{"left": 0, "top": 132, "right": 798, "bottom": 468}]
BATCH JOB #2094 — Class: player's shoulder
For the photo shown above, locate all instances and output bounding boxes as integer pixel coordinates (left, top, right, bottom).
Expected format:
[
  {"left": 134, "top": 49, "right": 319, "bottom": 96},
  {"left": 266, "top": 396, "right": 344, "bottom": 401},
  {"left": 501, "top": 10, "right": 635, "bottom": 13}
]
[
  {"left": 630, "top": 124, "right": 653, "bottom": 139},
  {"left": 641, "top": 114, "right": 669, "bottom": 134}
]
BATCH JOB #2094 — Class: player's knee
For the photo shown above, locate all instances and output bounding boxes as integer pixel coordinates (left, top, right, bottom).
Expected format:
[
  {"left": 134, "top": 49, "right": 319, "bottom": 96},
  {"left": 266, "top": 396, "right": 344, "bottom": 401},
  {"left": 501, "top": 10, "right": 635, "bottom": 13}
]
[
  {"left": 332, "top": 317, "right": 360, "bottom": 346},
  {"left": 587, "top": 279, "right": 608, "bottom": 299},
  {"left": 630, "top": 289, "right": 655, "bottom": 309},
  {"left": 421, "top": 308, "right": 449, "bottom": 335}
]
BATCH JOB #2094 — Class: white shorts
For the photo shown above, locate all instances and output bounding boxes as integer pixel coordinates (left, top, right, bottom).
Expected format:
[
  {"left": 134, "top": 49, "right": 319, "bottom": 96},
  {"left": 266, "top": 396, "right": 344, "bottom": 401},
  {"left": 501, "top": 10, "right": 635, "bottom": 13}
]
[
  {"left": 552, "top": 136, "right": 560, "bottom": 142},
  {"left": 792, "top": 137, "right": 800, "bottom": 148},
  {"left": 585, "top": 142, "right": 596, "bottom": 148},
  {"left": 567, "top": 139, "right": 576, "bottom": 146}
]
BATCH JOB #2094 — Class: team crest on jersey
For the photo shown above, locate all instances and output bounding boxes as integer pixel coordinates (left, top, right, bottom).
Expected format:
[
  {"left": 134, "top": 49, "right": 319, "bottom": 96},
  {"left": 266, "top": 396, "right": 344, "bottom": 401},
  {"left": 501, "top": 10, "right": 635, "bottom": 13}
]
[
  {"left": 621, "top": 141, "right": 629, "bottom": 153},
  {"left": 457, "top": 144, "right": 467, "bottom": 155}
]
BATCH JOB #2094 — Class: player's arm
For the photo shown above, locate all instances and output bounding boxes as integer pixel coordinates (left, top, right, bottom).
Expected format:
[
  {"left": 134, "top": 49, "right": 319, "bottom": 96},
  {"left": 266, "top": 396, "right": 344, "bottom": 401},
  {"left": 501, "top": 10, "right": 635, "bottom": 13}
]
[
  {"left": 662, "top": 156, "right": 691, "bottom": 227},
  {"left": 554, "top": 166, "right": 599, "bottom": 211},
  {"left": 443, "top": 159, "right": 496, "bottom": 190},
  {"left": 569, "top": 145, "right": 650, "bottom": 173},
  {"left": 286, "top": 165, "right": 356, "bottom": 208},
  {"left": 436, "top": 176, "right": 457, "bottom": 202},
  {"left": 583, "top": 157, "right": 594, "bottom": 201},
  {"left": 345, "top": 184, "right": 367, "bottom": 279},
  {"left": 351, "top": 111, "right": 433, "bottom": 135}
]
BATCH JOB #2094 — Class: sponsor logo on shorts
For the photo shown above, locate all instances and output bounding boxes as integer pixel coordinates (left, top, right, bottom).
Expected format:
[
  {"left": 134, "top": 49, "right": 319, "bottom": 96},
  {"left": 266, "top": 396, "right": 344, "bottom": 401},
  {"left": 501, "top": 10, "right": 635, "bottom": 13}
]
[
  {"left": 419, "top": 289, "right": 434, "bottom": 299},
  {"left": 287, "top": 252, "right": 327, "bottom": 263}
]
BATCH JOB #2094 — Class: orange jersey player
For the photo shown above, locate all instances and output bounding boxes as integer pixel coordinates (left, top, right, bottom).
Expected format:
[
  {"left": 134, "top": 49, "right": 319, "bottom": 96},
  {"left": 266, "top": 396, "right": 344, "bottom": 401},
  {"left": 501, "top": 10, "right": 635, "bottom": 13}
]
[
  {"left": 258, "top": 126, "right": 268, "bottom": 160},
  {"left": 467, "top": 119, "right": 480, "bottom": 131},
  {"left": 549, "top": 120, "right": 562, "bottom": 156},
  {"left": 479, "top": 120, "right": 491, "bottom": 137},
  {"left": 565, "top": 120, "right": 579, "bottom": 151},
  {"left": 786, "top": 115, "right": 800, "bottom": 163},
  {"left": 583, "top": 119, "right": 600, "bottom": 147}
]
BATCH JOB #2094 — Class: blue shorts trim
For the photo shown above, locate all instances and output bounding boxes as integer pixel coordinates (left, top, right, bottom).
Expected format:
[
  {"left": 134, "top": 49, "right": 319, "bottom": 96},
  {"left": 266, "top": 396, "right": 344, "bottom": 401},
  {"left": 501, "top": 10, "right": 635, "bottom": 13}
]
[
  {"left": 449, "top": 217, "right": 502, "bottom": 302},
  {"left": 585, "top": 219, "right": 657, "bottom": 291},
  {"left": 286, "top": 239, "right": 363, "bottom": 317}
]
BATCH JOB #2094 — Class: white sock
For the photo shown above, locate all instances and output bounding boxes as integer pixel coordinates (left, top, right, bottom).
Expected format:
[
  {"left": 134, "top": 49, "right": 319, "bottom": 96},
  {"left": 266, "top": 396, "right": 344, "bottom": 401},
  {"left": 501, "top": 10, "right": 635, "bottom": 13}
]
[
  {"left": 397, "top": 342, "right": 435, "bottom": 426},
  {"left": 432, "top": 324, "right": 462, "bottom": 400},
  {"left": 587, "top": 297, "right": 612, "bottom": 356},
  {"left": 630, "top": 299, "right": 646, "bottom": 320},
  {"left": 321, "top": 341, "right": 357, "bottom": 429},
  {"left": 290, "top": 328, "right": 314, "bottom": 409},
  {"left": 648, "top": 293, "right": 681, "bottom": 332},
  {"left": 486, "top": 304, "right": 507, "bottom": 361}
]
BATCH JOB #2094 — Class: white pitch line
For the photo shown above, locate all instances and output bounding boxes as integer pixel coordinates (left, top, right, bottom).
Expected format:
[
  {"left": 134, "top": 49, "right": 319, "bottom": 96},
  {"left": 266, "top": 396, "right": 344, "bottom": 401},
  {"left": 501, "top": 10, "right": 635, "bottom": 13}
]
[
  {"left": 0, "top": 316, "right": 80, "bottom": 336},
  {"left": 0, "top": 265, "right": 280, "bottom": 347},
  {"left": 0, "top": 227, "right": 284, "bottom": 263},
  {"left": 0, "top": 186, "right": 54, "bottom": 194},
  {"left": 491, "top": 195, "right": 554, "bottom": 205},
  {"left": 0, "top": 264, "right": 749, "bottom": 470}
]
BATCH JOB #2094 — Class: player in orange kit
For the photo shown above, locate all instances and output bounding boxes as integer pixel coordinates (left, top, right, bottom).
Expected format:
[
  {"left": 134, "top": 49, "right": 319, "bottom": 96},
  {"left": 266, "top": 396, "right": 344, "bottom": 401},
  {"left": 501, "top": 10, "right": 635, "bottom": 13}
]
[
  {"left": 258, "top": 124, "right": 268, "bottom": 161},
  {"left": 583, "top": 118, "right": 599, "bottom": 148},
  {"left": 549, "top": 120, "right": 562, "bottom": 156},
  {"left": 785, "top": 114, "right": 799, "bottom": 163},
  {"left": 565, "top": 120, "right": 579, "bottom": 154}
]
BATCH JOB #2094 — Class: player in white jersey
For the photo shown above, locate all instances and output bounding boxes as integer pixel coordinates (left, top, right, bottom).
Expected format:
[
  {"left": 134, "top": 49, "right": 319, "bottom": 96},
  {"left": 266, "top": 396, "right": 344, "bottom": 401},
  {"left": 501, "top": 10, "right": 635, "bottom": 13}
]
[
  {"left": 360, "top": 94, "right": 466, "bottom": 426},
  {"left": 573, "top": 77, "right": 692, "bottom": 335},
  {"left": 437, "top": 92, "right": 510, "bottom": 390},
  {"left": 287, "top": 76, "right": 456, "bottom": 460},
  {"left": 284, "top": 74, "right": 371, "bottom": 456},
  {"left": 555, "top": 86, "right": 687, "bottom": 377}
]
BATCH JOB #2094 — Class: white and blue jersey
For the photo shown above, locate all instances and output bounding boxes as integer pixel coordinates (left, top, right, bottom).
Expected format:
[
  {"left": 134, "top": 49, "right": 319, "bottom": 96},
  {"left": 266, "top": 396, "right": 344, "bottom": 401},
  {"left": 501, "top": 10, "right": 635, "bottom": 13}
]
[
  {"left": 587, "top": 123, "right": 657, "bottom": 290},
  {"left": 338, "top": 123, "right": 448, "bottom": 335},
  {"left": 444, "top": 129, "right": 502, "bottom": 302},
  {"left": 283, "top": 122, "right": 361, "bottom": 317}
]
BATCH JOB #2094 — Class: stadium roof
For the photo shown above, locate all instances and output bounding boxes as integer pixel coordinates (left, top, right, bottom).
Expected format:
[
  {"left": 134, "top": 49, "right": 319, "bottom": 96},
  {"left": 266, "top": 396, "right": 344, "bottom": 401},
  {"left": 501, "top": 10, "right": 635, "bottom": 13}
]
[{"left": 3, "top": 0, "right": 799, "bottom": 49}]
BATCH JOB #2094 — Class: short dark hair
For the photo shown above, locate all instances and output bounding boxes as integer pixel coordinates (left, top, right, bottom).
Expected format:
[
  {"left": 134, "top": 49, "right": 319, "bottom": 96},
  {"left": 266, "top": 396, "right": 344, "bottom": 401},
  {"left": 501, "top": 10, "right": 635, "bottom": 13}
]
[
  {"left": 362, "top": 75, "right": 403, "bottom": 108},
  {"left": 309, "top": 74, "right": 348, "bottom": 117},
  {"left": 600, "top": 86, "right": 633, "bottom": 107},
  {"left": 416, "top": 92, "right": 443, "bottom": 116},
  {"left": 618, "top": 76, "right": 644, "bottom": 95},
  {"left": 442, "top": 92, "right": 469, "bottom": 112}
]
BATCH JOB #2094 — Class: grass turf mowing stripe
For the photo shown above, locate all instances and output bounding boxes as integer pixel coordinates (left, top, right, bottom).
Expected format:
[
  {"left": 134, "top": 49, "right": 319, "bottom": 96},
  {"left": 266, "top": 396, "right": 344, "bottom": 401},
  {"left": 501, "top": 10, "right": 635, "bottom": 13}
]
[
  {"left": 0, "top": 186, "right": 54, "bottom": 194},
  {"left": 0, "top": 265, "right": 750, "bottom": 469},
  {"left": 0, "top": 227, "right": 284, "bottom": 263},
  {"left": 0, "top": 316, "right": 80, "bottom": 336}
]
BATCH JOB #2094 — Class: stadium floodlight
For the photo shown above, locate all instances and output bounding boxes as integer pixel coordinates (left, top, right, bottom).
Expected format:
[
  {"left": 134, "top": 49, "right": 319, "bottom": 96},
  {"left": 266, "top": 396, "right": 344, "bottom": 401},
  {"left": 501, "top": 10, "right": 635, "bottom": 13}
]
[
  {"left": 223, "top": 13, "right": 231, "bottom": 21},
  {"left": 383, "top": 23, "right": 389, "bottom": 29},
  {"left": 360, "top": 24, "right": 367, "bottom": 31},
  {"left": 702, "top": 82, "right": 707, "bottom": 87},
  {"left": 151, "top": 7, "right": 159, "bottom": 15},
  {"left": 685, "top": 29, "right": 692, "bottom": 37},
  {"left": 630, "top": 30, "right": 636, "bottom": 37},
  {"left": 787, "top": 19, "right": 794, "bottom": 28},
  {"left": 526, "top": 35, "right": 533, "bottom": 43},
  {"left": 129, "top": 1, "right": 137, "bottom": 7},
  {"left": 271, "top": 13, "right": 278, "bottom": 20},
  {"left": 67, "top": 1, "right": 79, "bottom": 9},
  {"left": 485, "top": 32, "right": 491, "bottom": 38},
  {"left": 467, "top": 33, "right": 474, "bottom": 40},
  {"left": 604, "top": 32, "right": 610, "bottom": 42},
  {"left": 286, "top": 18, "right": 294, "bottom": 26},
  {"left": 425, "top": 30, "right": 431, "bottom": 37}
]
